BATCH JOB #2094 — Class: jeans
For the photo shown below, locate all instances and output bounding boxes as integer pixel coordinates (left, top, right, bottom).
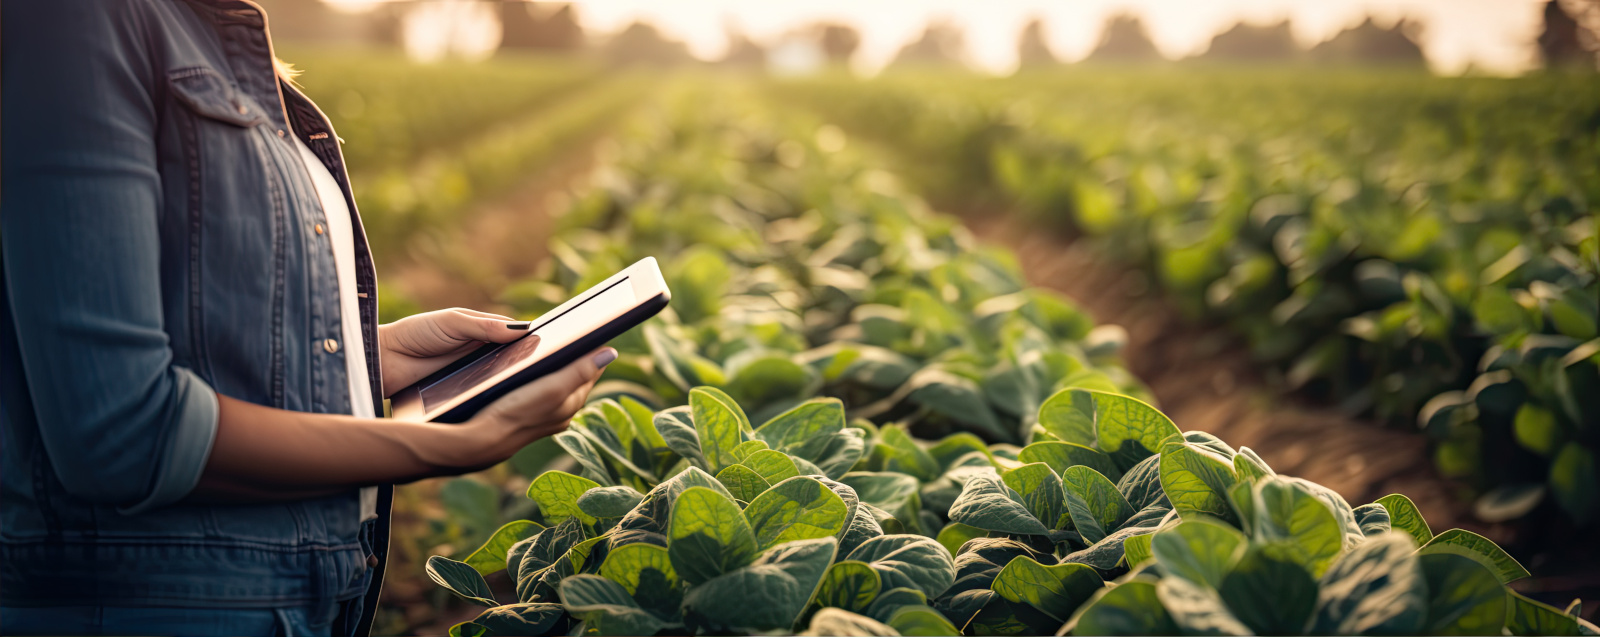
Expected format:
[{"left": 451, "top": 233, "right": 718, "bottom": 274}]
[{"left": 0, "top": 597, "right": 366, "bottom": 637}]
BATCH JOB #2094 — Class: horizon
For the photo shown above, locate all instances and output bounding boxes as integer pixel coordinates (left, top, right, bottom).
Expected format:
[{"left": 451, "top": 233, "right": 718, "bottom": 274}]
[{"left": 323, "top": 0, "right": 1571, "bottom": 75}]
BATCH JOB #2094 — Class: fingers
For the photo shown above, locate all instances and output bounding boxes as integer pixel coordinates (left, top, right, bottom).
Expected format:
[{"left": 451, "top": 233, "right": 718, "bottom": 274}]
[
  {"left": 436, "top": 309, "right": 530, "bottom": 345},
  {"left": 482, "top": 347, "right": 617, "bottom": 427}
]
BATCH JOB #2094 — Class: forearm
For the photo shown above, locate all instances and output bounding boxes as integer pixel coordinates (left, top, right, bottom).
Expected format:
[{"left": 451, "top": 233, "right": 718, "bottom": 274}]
[{"left": 188, "top": 395, "right": 478, "bottom": 503}]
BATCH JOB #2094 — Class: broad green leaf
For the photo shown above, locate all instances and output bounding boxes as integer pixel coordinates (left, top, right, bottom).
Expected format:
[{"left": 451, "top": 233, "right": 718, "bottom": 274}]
[
  {"left": 465, "top": 520, "right": 543, "bottom": 575},
  {"left": 803, "top": 607, "right": 897, "bottom": 636},
  {"left": 696, "top": 386, "right": 752, "bottom": 432},
  {"left": 1377, "top": 493, "right": 1435, "bottom": 547},
  {"left": 1063, "top": 525, "right": 1157, "bottom": 572},
  {"left": 885, "top": 606, "right": 962, "bottom": 636},
  {"left": 1219, "top": 546, "right": 1319, "bottom": 635},
  {"left": 681, "top": 537, "right": 838, "bottom": 634},
  {"left": 727, "top": 355, "right": 817, "bottom": 412},
  {"left": 1123, "top": 532, "right": 1155, "bottom": 568},
  {"left": 1420, "top": 529, "right": 1530, "bottom": 584},
  {"left": 1159, "top": 442, "right": 1238, "bottom": 522},
  {"left": 554, "top": 430, "right": 613, "bottom": 485},
  {"left": 844, "top": 534, "right": 957, "bottom": 600},
  {"left": 1232, "top": 447, "right": 1274, "bottom": 482},
  {"left": 461, "top": 603, "right": 566, "bottom": 637},
  {"left": 1151, "top": 517, "right": 1247, "bottom": 589},
  {"left": 815, "top": 428, "right": 868, "bottom": 480},
  {"left": 668, "top": 486, "right": 758, "bottom": 585},
  {"left": 756, "top": 398, "right": 847, "bottom": 460},
  {"left": 621, "top": 396, "right": 667, "bottom": 450},
  {"left": 1157, "top": 576, "right": 1254, "bottom": 635},
  {"left": 1253, "top": 477, "right": 1344, "bottom": 577},
  {"left": 1506, "top": 589, "right": 1583, "bottom": 636},
  {"left": 906, "top": 370, "right": 1009, "bottom": 442},
  {"left": 1419, "top": 548, "right": 1509, "bottom": 636},
  {"left": 1018, "top": 441, "right": 1121, "bottom": 483},
  {"left": 1352, "top": 503, "right": 1392, "bottom": 537},
  {"left": 1037, "top": 388, "right": 1098, "bottom": 446},
  {"left": 716, "top": 463, "right": 773, "bottom": 502},
  {"left": 991, "top": 556, "right": 1104, "bottom": 622},
  {"left": 1080, "top": 391, "right": 1182, "bottom": 469},
  {"left": 596, "top": 400, "right": 638, "bottom": 455},
  {"left": 614, "top": 466, "right": 729, "bottom": 538},
  {"left": 937, "top": 522, "right": 987, "bottom": 558},
  {"left": 948, "top": 472, "right": 1051, "bottom": 536},
  {"left": 862, "top": 587, "right": 931, "bottom": 624},
  {"left": 733, "top": 439, "right": 771, "bottom": 462},
  {"left": 816, "top": 560, "right": 882, "bottom": 612},
  {"left": 559, "top": 574, "right": 670, "bottom": 637},
  {"left": 654, "top": 406, "right": 707, "bottom": 469},
  {"left": 841, "top": 502, "right": 886, "bottom": 557},
  {"left": 841, "top": 472, "right": 920, "bottom": 514},
  {"left": 742, "top": 449, "right": 802, "bottom": 484},
  {"left": 442, "top": 478, "right": 502, "bottom": 545},
  {"left": 599, "top": 541, "right": 679, "bottom": 596},
  {"left": 1313, "top": 532, "right": 1427, "bottom": 635},
  {"left": 1064, "top": 577, "right": 1179, "bottom": 636},
  {"left": 1116, "top": 453, "right": 1169, "bottom": 511},
  {"left": 929, "top": 433, "right": 994, "bottom": 471},
  {"left": 427, "top": 555, "right": 498, "bottom": 607},
  {"left": 527, "top": 471, "right": 601, "bottom": 526},
  {"left": 1004, "top": 463, "right": 1069, "bottom": 533},
  {"left": 872, "top": 425, "right": 942, "bottom": 482},
  {"left": 744, "top": 476, "right": 850, "bottom": 550},
  {"left": 577, "top": 486, "right": 645, "bottom": 521},
  {"left": 691, "top": 387, "right": 749, "bottom": 473},
  {"left": 559, "top": 573, "right": 637, "bottom": 608},
  {"left": 1062, "top": 465, "right": 1136, "bottom": 543}
]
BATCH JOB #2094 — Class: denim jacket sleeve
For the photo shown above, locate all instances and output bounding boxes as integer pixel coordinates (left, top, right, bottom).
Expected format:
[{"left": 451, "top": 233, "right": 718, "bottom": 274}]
[{"left": 1, "top": 0, "right": 220, "bottom": 514}]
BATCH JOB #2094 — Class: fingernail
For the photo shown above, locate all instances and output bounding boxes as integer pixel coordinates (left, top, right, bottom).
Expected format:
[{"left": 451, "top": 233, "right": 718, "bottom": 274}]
[
  {"left": 506, "top": 321, "right": 530, "bottom": 330},
  {"left": 592, "top": 348, "right": 618, "bottom": 368}
]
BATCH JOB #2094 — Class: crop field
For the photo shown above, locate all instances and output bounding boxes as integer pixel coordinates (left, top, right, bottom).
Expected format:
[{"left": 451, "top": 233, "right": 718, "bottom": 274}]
[{"left": 284, "top": 51, "right": 1599, "bottom": 635}]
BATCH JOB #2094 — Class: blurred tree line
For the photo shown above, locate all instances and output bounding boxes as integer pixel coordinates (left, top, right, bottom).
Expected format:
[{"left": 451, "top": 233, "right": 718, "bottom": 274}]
[{"left": 255, "top": 0, "right": 1597, "bottom": 72}]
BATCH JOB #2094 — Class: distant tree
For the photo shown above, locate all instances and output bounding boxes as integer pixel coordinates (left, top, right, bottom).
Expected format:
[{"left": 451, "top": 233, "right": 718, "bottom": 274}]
[
  {"left": 499, "top": 3, "right": 584, "bottom": 52},
  {"left": 889, "top": 20, "right": 968, "bottom": 69},
  {"left": 602, "top": 22, "right": 694, "bottom": 67},
  {"left": 815, "top": 23, "right": 862, "bottom": 66},
  {"left": 720, "top": 23, "right": 768, "bottom": 69},
  {"left": 1084, "top": 13, "right": 1164, "bottom": 63},
  {"left": 1538, "top": 0, "right": 1599, "bottom": 69},
  {"left": 1017, "top": 18, "right": 1059, "bottom": 68},
  {"left": 1309, "top": 16, "right": 1426, "bottom": 66},
  {"left": 1200, "top": 20, "right": 1299, "bottom": 62}
]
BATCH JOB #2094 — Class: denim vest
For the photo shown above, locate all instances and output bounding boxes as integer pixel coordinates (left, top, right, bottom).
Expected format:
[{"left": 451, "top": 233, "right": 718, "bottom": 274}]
[{"left": 1, "top": 1, "right": 391, "bottom": 632}]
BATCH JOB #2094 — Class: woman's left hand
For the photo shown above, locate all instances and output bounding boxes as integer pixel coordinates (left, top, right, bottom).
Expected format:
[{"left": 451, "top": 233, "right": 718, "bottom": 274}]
[{"left": 378, "top": 308, "right": 531, "bottom": 396}]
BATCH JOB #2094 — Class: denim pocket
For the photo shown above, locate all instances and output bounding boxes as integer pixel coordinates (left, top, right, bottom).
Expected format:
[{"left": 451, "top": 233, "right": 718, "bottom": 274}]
[{"left": 168, "top": 66, "right": 265, "bottom": 127}]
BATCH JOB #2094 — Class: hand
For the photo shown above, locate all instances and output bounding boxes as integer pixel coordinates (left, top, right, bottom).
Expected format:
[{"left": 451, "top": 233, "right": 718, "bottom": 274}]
[
  {"left": 448, "top": 347, "right": 617, "bottom": 471},
  {"left": 378, "top": 308, "right": 531, "bottom": 396}
]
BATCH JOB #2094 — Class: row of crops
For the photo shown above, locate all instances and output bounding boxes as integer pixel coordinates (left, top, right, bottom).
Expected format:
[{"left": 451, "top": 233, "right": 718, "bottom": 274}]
[
  {"left": 772, "top": 70, "right": 1600, "bottom": 530},
  {"left": 288, "top": 49, "right": 650, "bottom": 265},
  {"left": 414, "top": 84, "right": 1594, "bottom": 636}
]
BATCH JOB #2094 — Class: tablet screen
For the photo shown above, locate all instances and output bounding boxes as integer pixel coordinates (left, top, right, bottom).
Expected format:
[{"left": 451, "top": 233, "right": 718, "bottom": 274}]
[{"left": 418, "top": 277, "right": 637, "bottom": 412}]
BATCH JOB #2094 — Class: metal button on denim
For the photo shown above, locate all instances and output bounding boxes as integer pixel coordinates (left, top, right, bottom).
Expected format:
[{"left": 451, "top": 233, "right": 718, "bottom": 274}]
[
  {"left": 314, "top": 223, "right": 325, "bottom": 235},
  {"left": 323, "top": 338, "right": 339, "bottom": 354}
]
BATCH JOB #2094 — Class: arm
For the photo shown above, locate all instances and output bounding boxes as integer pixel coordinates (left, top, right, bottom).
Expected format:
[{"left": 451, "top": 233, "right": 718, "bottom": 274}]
[
  {"left": 191, "top": 345, "right": 614, "bottom": 502},
  {"left": 1, "top": 1, "right": 216, "bottom": 513}
]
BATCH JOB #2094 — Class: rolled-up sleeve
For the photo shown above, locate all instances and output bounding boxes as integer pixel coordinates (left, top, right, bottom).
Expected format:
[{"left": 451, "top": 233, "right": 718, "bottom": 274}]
[{"left": 1, "top": 1, "right": 220, "bottom": 512}]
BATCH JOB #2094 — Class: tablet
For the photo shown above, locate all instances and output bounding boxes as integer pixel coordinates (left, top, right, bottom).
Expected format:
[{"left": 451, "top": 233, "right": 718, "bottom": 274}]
[{"left": 390, "top": 257, "right": 671, "bottom": 423}]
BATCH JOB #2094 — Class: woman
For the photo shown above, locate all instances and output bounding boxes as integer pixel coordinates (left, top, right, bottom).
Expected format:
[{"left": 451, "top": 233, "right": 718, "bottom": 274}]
[{"left": 1, "top": 2, "right": 612, "bottom": 635}]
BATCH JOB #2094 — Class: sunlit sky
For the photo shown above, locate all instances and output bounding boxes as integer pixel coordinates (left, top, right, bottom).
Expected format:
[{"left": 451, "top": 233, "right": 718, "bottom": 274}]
[{"left": 328, "top": 0, "right": 1557, "bottom": 75}]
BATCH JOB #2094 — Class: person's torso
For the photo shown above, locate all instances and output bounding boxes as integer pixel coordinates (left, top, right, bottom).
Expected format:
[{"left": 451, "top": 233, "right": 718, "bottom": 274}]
[{"left": 0, "top": 0, "right": 390, "bottom": 614}]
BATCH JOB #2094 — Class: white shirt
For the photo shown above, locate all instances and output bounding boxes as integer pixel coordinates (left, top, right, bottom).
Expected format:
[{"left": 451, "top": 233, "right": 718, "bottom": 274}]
[{"left": 291, "top": 135, "right": 380, "bottom": 523}]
